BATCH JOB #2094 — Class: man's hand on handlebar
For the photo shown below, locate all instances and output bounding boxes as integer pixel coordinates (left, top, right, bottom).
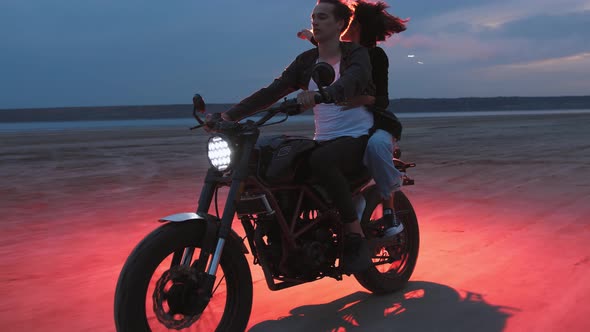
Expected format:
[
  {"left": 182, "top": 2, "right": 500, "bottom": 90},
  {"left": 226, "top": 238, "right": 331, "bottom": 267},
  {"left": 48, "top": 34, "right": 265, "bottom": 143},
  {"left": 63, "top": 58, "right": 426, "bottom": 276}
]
[
  {"left": 204, "top": 113, "right": 237, "bottom": 132},
  {"left": 297, "top": 90, "right": 321, "bottom": 111},
  {"left": 203, "top": 113, "right": 221, "bottom": 132},
  {"left": 210, "top": 91, "right": 330, "bottom": 130},
  {"left": 220, "top": 112, "right": 233, "bottom": 122}
]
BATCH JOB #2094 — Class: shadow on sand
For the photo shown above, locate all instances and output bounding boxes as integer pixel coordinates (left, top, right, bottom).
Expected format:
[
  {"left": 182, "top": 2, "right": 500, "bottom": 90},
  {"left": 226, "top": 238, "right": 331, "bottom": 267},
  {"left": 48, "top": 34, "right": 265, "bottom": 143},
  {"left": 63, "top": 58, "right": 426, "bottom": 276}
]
[{"left": 249, "top": 281, "right": 517, "bottom": 332}]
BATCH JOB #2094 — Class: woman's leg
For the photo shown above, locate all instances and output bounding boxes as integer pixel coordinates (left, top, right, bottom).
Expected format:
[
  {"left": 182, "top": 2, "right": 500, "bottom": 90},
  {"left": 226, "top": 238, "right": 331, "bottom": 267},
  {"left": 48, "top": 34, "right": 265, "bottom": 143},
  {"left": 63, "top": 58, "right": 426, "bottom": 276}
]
[
  {"left": 364, "top": 129, "right": 402, "bottom": 199},
  {"left": 363, "top": 129, "right": 403, "bottom": 235}
]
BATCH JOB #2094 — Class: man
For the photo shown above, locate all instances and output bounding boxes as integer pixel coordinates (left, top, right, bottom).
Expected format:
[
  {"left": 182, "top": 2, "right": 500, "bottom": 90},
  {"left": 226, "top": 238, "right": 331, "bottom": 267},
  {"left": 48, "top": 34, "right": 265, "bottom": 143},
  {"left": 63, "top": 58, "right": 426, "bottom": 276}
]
[{"left": 223, "top": 0, "right": 374, "bottom": 273}]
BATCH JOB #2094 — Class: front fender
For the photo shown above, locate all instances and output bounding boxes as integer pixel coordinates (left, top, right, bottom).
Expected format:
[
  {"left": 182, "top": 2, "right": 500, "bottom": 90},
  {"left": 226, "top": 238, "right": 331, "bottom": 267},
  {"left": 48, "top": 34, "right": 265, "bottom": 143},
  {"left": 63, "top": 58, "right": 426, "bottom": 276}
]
[
  {"left": 159, "top": 212, "right": 205, "bottom": 223},
  {"left": 159, "top": 212, "right": 249, "bottom": 254}
]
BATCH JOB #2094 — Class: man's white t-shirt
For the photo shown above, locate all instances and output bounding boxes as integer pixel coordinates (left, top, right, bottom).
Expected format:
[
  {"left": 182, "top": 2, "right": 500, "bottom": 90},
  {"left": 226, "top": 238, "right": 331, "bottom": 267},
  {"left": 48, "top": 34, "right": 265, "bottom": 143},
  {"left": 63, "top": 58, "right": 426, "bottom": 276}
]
[{"left": 309, "top": 61, "right": 374, "bottom": 141}]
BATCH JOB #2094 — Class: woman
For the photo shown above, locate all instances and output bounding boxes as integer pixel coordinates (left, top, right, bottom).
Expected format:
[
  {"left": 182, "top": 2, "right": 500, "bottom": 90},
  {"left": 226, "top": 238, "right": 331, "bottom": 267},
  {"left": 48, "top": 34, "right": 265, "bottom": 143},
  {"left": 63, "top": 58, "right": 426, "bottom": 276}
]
[{"left": 299, "top": 0, "right": 408, "bottom": 238}]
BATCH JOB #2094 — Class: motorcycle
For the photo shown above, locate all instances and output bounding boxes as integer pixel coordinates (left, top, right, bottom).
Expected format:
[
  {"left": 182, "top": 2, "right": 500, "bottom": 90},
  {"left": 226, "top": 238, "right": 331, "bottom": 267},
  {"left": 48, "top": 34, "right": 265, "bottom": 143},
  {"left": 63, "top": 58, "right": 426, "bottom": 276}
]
[{"left": 114, "top": 63, "right": 419, "bottom": 331}]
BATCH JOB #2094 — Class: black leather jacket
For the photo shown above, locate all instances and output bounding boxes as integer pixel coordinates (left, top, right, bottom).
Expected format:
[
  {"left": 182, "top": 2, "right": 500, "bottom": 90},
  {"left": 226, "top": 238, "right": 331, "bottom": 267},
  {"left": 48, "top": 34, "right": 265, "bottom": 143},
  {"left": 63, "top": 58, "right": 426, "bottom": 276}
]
[{"left": 225, "top": 42, "right": 375, "bottom": 121}]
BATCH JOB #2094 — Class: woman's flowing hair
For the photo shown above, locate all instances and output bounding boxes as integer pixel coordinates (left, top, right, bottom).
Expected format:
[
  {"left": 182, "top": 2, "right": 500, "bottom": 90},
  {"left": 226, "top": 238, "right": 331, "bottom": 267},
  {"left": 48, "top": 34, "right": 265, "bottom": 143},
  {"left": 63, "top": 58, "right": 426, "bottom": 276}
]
[{"left": 352, "top": 0, "right": 409, "bottom": 48}]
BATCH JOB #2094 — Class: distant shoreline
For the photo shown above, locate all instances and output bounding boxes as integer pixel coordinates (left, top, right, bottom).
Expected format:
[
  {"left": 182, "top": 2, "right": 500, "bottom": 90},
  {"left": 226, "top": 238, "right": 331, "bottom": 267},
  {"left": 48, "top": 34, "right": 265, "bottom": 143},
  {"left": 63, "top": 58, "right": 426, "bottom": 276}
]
[{"left": 1, "top": 96, "right": 589, "bottom": 122}]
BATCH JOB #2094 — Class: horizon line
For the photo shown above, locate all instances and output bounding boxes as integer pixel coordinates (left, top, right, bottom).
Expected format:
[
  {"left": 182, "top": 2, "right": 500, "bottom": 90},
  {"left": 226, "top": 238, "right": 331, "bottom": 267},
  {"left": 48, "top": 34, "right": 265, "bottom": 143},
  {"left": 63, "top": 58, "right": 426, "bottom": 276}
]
[{"left": 2, "top": 95, "right": 590, "bottom": 111}]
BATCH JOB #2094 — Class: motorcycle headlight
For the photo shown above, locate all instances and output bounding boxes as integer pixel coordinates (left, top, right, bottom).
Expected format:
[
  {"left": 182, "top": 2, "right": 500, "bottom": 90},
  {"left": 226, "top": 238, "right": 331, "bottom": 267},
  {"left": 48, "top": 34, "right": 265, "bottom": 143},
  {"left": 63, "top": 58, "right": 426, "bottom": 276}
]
[{"left": 207, "top": 135, "right": 234, "bottom": 171}]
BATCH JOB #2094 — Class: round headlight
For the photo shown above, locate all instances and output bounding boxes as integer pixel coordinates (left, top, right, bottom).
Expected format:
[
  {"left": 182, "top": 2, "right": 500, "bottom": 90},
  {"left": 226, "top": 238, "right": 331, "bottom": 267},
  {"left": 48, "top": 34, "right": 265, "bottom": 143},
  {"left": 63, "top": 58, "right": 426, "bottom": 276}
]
[{"left": 207, "top": 136, "right": 233, "bottom": 171}]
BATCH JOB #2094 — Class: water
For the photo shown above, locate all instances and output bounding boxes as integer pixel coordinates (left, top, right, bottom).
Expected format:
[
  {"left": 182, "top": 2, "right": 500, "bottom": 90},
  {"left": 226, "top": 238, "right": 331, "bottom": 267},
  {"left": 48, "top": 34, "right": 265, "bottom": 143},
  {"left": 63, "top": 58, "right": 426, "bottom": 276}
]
[
  {"left": 395, "top": 109, "right": 590, "bottom": 118},
  {"left": 1, "top": 109, "right": 589, "bottom": 133},
  {"left": 0, "top": 118, "right": 197, "bottom": 132}
]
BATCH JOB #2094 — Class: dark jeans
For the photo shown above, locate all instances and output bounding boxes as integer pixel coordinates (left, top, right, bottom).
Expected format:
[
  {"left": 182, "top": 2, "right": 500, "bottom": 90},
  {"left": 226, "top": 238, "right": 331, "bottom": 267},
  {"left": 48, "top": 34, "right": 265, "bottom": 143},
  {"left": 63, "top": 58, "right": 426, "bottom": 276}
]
[{"left": 308, "top": 135, "right": 368, "bottom": 224}]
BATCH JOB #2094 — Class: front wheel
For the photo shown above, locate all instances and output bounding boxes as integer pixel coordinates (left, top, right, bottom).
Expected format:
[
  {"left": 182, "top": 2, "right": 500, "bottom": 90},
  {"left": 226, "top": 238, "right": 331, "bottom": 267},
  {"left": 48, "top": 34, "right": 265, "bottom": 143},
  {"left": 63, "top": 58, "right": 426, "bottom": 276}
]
[
  {"left": 114, "top": 222, "right": 252, "bottom": 331},
  {"left": 355, "top": 186, "right": 420, "bottom": 294}
]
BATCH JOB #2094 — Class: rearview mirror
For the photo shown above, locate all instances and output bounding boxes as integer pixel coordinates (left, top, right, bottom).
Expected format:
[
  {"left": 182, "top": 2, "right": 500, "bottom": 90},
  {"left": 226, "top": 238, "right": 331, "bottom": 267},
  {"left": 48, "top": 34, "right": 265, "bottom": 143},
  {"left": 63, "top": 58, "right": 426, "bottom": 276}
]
[
  {"left": 193, "top": 94, "right": 206, "bottom": 114},
  {"left": 311, "top": 62, "right": 335, "bottom": 87}
]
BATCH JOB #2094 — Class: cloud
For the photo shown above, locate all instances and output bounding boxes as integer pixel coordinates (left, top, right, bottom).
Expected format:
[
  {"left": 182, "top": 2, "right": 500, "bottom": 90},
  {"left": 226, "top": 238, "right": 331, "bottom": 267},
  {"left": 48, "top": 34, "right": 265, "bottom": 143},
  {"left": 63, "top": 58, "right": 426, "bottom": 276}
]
[
  {"left": 2, "top": 1, "right": 589, "bottom": 107},
  {"left": 388, "top": 52, "right": 590, "bottom": 98},
  {"left": 381, "top": 1, "right": 590, "bottom": 76},
  {"left": 425, "top": 0, "right": 590, "bottom": 31},
  {"left": 472, "top": 52, "right": 590, "bottom": 96},
  {"left": 481, "top": 52, "right": 590, "bottom": 75}
]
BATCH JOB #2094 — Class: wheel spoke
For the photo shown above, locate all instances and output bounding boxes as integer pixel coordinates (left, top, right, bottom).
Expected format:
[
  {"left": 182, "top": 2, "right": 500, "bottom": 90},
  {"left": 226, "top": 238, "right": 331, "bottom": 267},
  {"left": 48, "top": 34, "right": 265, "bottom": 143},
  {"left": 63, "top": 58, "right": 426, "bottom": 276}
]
[{"left": 212, "top": 274, "right": 226, "bottom": 296}]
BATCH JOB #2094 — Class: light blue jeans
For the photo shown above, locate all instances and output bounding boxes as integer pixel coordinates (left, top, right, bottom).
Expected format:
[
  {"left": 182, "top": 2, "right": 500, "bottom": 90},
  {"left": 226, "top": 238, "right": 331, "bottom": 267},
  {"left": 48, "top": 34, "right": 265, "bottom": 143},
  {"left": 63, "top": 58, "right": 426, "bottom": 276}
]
[{"left": 363, "top": 129, "right": 402, "bottom": 199}]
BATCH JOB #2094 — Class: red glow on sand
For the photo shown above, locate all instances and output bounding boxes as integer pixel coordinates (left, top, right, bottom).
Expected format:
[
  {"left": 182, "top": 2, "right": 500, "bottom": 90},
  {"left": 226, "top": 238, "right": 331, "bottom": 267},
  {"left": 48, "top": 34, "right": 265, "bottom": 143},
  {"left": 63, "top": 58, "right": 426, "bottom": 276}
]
[
  {"left": 341, "top": 313, "right": 360, "bottom": 327},
  {"left": 0, "top": 189, "right": 557, "bottom": 331},
  {"left": 0, "top": 160, "right": 588, "bottom": 332},
  {"left": 338, "top": 299, "right": 362, "bottom": 312},
  {"left": 404, "top": 289, "right": 425, "bottom": 300},
  {"left": 383, "top": 303, "right": 403, "bottom": 316}
]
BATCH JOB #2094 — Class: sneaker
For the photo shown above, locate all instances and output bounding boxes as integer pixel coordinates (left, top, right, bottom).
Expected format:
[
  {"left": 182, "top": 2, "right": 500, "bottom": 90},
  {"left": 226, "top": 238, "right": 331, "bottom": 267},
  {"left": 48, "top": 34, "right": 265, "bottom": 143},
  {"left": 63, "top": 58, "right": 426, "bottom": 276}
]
[
  {"left": 382, "top": 209, "right": 404, "bottom": 238},
  {"left": 341, "top": 233, "right": 372, "bottom": 274}
]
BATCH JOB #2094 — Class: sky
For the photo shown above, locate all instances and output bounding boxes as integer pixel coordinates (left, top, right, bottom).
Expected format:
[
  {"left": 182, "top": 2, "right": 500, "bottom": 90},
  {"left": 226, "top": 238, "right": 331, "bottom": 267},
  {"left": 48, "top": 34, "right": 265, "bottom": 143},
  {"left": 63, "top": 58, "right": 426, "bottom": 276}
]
[{"left": 1, "top": 0, "right": 589, "bottom": 109}]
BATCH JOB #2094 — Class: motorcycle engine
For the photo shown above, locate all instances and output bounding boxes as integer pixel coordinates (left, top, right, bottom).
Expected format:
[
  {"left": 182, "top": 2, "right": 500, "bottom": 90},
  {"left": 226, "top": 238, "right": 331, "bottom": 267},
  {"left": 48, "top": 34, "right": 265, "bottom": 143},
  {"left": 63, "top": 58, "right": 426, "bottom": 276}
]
[
  {"left": 283, "top": 210, "right": 338, "bottom": 280},
  {"left": 252, "top": 191, "right": 338, "bottom": 281},
  {"left": 301, "top": 226, "right": 335, "bottom": 269}
]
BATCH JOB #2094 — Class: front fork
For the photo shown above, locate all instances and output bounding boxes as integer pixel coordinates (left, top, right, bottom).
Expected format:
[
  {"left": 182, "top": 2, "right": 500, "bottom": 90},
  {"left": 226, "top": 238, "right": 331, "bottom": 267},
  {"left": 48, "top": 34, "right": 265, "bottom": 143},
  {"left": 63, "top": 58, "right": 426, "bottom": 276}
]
[{"left": 191, "top": 131, "right": 258, "bottom": 277}]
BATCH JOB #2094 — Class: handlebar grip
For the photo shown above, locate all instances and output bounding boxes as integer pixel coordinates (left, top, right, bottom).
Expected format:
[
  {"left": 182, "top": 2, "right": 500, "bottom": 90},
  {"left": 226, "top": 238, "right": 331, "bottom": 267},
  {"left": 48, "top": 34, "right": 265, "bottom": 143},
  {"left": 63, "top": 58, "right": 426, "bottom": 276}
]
[
  {"left": 314, "top": 91, "right": 333, "bottom": 104},
  {"left": 314, "top": 94, "right": 324, "bottom": 104},
  {"left": 280, "top": 98, "right": 304, "bottom": 116},
  {"left": 281, "top": 98, "right": 299, "bottom": 108}
]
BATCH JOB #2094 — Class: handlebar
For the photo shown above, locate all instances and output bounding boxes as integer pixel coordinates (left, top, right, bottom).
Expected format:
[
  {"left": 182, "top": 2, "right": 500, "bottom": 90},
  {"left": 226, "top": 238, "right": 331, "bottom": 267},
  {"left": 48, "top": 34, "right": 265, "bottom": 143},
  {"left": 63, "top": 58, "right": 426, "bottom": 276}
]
[
  {"left": 191, "top": 92, "right": 329, "bottom": 133},
  {"left": 254, "top": 98, "right": 301, "bottom": 125}
]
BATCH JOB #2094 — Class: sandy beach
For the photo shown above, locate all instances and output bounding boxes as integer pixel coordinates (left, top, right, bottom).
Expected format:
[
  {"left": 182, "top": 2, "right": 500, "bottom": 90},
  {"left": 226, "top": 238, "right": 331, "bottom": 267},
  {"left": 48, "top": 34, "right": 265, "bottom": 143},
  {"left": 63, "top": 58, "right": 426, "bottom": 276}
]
[{"left": 1, "top": 112, "right": 590, "bottom": 331}]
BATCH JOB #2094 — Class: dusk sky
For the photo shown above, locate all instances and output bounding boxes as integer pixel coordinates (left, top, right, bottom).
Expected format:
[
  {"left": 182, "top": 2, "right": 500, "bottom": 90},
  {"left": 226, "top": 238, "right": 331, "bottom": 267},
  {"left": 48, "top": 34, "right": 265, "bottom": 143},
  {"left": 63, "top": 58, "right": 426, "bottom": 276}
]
[{"left": 1, "top": 0, "right": 589, "bottom": 109}]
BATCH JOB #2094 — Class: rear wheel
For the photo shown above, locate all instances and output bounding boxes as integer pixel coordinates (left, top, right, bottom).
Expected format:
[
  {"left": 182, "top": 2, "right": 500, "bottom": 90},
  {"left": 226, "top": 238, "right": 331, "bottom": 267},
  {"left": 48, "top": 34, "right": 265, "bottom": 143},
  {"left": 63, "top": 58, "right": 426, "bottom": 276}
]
[
  {"left": 114, "top": 222, "right": 252, "bottom": 331},
  {"left": 355, "top": 186, "right": 419, "bottom": 294}
]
